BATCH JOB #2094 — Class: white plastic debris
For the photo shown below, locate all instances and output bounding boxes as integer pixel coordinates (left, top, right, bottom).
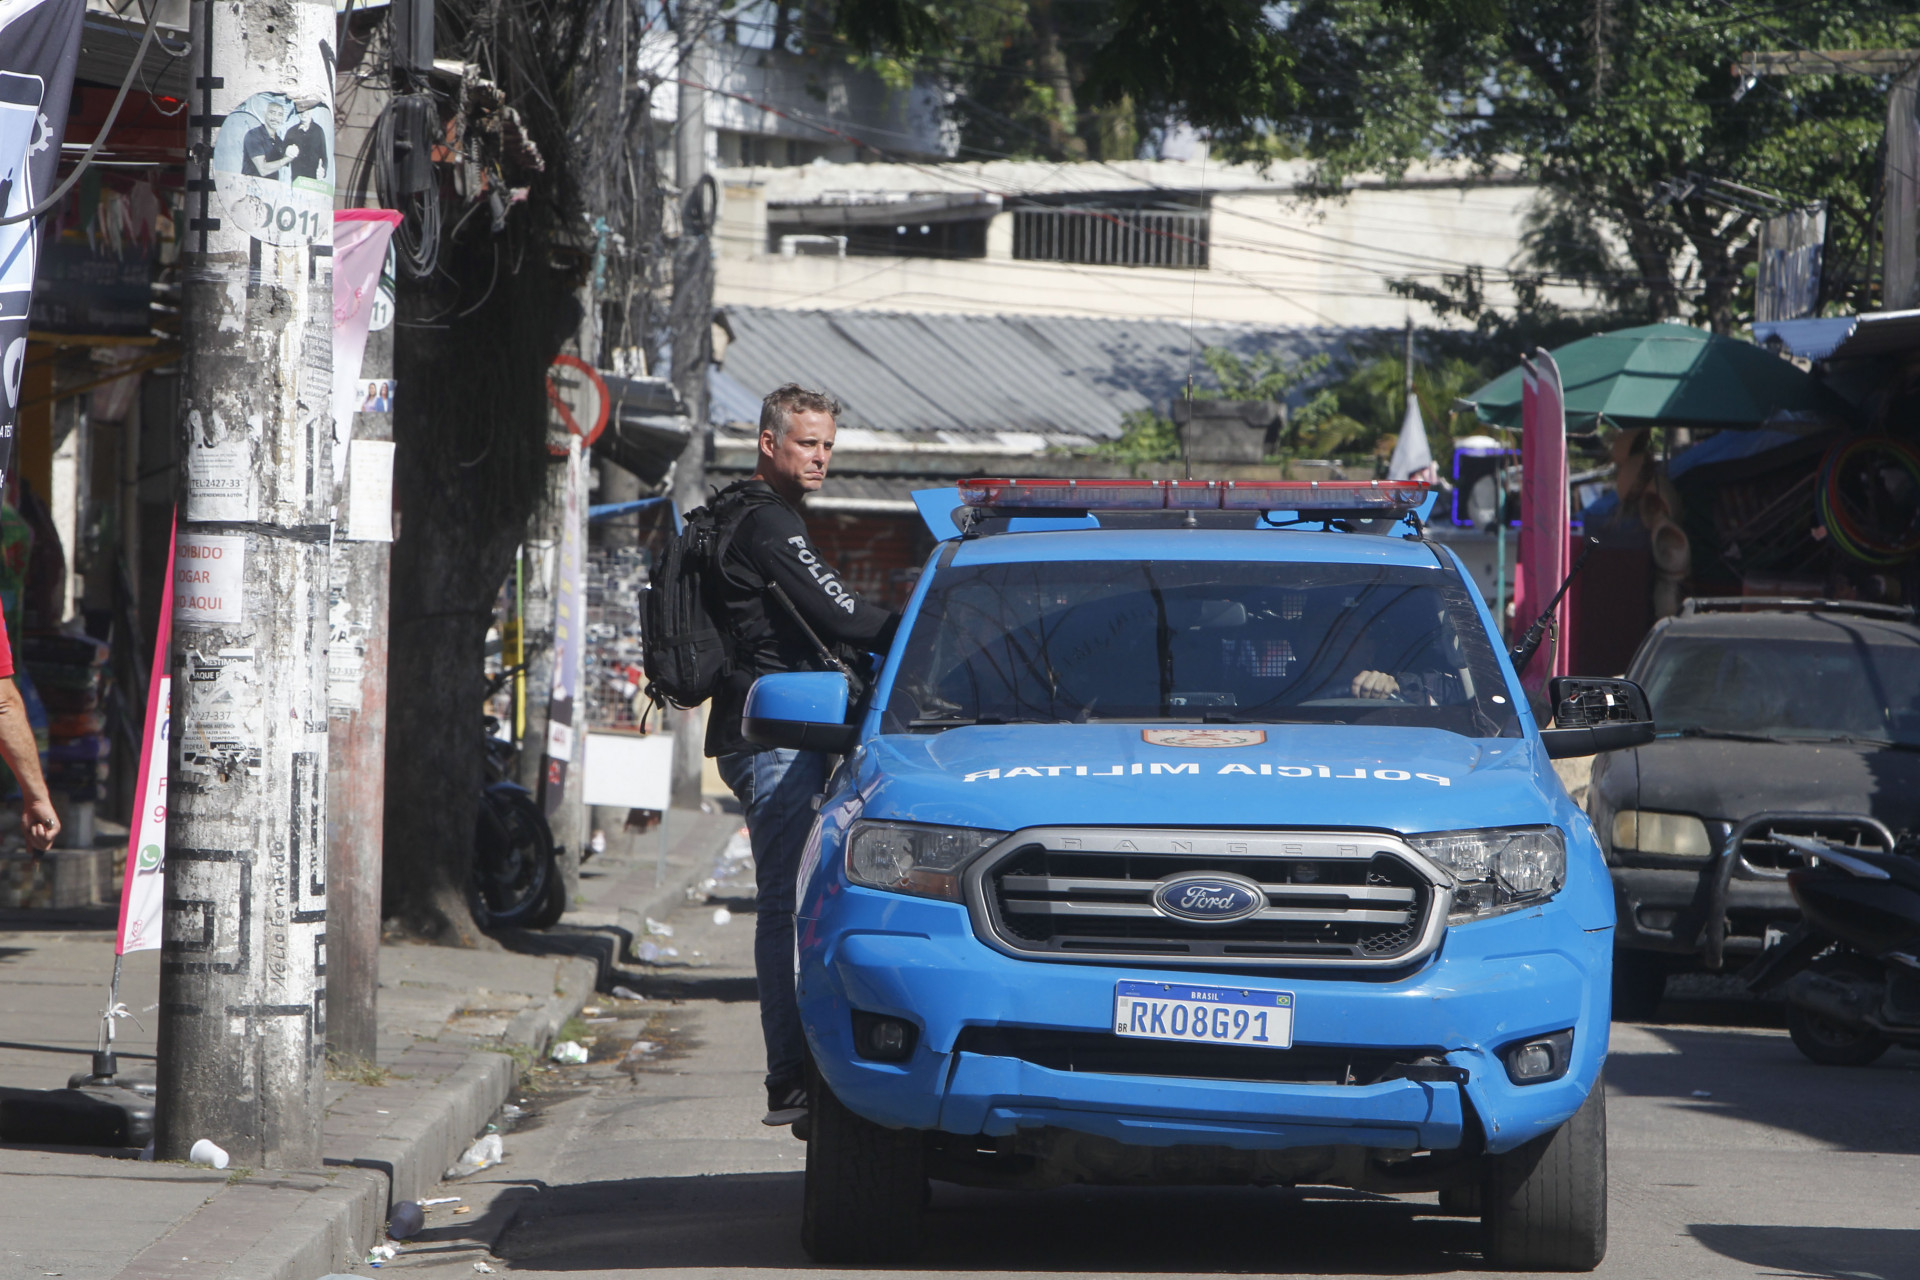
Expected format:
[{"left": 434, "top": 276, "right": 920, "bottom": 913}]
[
  {"left": 645, "top": 917, "right": 675, "bottom": 937},
  {"left": 589, "top": 829, "right": 607, "bottom": 855},
  {"left": 367, "top": 1243, "right": 399, "bottom": 1262},
  {"left": 422, "top": 1196, "right": 462, "bottom": 1206},
  {"left": 664, "top": 947, "right": 679, "bottom": 957},
  {"left": 550, "top": 1040, "right": 589, "bottom": 1064},
  {"left": 473, "top": 1263, "right": 496, "bottom": 1274},
  {"left": 624, "top": 1040, "right": 659, "bottom": 1060},
  {"left": 446, "top": 1132, "right": 504, "bottom": 1178},
  {"left": 499, "top": 1103, "right": 526, "bottom": 1121},
  {"left": 188, "top": 1138, "right": 229, "bottom": 1170},
  {"left": 610, "top": 985, "right": 645, "bottom": 1001},
  {"left": 712, "top": 907, "right": 732, "bottom": 926},
  {"left": 636, "top": 941, "right": 661, "bottom": 963}
]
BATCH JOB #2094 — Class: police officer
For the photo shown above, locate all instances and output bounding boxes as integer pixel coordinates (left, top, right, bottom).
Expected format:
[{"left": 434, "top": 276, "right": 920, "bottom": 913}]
[{"left": 707, "top": 384, "right": 898, "bottom": 1129}]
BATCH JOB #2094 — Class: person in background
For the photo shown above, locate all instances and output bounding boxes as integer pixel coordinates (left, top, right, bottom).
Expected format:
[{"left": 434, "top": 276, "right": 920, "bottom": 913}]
[{"left": 0, "top": 596, "right": 58, "bottom": 851}]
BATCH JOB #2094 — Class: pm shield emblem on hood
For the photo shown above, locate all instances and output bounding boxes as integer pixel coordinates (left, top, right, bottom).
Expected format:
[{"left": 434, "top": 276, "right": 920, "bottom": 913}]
[{"left": 1141, "top": 728, "right": 1268, "bottom": 748}]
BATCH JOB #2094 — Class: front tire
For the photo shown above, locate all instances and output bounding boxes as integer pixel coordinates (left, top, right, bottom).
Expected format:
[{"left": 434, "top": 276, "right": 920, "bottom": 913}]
[
  {"left": 1786, "top": 955, "right": 1891, "bottom": 1066},
  {"left": 1481, "top": 1077, "right": 1608, "bottom": 1271},
  {"left": 801, "top": 1077, "right": 926, "bottom": 1264}
]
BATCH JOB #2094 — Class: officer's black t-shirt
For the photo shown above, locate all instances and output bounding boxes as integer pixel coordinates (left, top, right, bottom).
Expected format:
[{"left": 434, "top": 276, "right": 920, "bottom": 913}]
[{"left": 704, "top": 481, "right": 899, "bottom": 757}]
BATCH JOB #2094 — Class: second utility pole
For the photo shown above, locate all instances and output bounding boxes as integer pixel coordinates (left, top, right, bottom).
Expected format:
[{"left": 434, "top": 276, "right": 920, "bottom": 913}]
[
  {"left": 156, "top": 0, "right": 335, "bottom": 1167},
  {"left": 667, "top": 4, "right": 713, "bottom": 808}
]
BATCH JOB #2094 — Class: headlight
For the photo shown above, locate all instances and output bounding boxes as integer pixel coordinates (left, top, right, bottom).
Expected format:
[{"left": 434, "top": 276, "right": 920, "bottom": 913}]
[
  {"left": 1611, "top": 809, "right": 1712, "bottom": 857},
  {"left": 845, "top": 820, "right": 1006, "bottom": 902},
  {"left": 1407, "top": 826, "right": 1566, "bottom": 920}
]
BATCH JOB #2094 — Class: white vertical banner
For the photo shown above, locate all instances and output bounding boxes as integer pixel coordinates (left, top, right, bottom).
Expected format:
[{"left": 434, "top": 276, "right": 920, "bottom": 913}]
[{"left": 117, "top": 517, "right": 176, "bottom": 955}]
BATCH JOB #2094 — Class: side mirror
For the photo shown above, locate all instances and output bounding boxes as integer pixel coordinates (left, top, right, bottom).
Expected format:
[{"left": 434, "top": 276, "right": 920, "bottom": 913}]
[
  {"left": 742, "top": 671, "right": 858, "bottom": 753},
  {"left": 1538, "top": 676, "right": 1656, "bottom": 759}
]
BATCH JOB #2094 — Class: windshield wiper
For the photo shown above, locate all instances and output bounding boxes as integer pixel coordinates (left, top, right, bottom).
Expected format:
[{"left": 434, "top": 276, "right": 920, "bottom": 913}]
[
  {"left": 909, "top": 716, "right": 1004, "bottom": 729},
  {"left": 1668, "top": 727, "right": 1792, "bottom": 744},
  {"left": 1788, "top": 734, "right": 1920, "bottom": 752}
]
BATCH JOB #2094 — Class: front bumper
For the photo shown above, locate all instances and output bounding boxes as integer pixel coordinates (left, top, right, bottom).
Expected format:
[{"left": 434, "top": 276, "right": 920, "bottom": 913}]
[
  {"left": 798, "top": 887, "right": 1610, "bottom": 1157},
  {"left": 1610, "top": 865, "right": 1796, "bottom": 958}
]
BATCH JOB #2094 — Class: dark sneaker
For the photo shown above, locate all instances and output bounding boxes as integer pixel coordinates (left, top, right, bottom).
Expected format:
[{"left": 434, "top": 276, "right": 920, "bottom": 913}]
[{"left": 763, "top": 1079, "right": 809, "bottom": 1127}]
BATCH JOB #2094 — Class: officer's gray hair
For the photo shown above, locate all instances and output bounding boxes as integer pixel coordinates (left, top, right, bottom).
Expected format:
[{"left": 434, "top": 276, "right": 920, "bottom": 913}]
[{"left": 759, "top": 383, "right": 840, "bottom": 442}]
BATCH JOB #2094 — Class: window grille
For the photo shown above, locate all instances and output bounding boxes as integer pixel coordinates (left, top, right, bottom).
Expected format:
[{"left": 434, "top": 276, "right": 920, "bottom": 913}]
[{"left": 1012, "top": 205, "right": 1209, "bottom": 268}]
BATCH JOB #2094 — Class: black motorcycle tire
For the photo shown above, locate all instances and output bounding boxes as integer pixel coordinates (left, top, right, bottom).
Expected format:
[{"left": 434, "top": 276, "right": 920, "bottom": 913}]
[
  {"left": 472, "top": 786, "right": 557, "bottom": 929},
  {"left": 528, "top": 855, "right": 570, "bottom": 929},
  {"left": 1786, "top": 955, "right": 1891, "bottom": 1067}
]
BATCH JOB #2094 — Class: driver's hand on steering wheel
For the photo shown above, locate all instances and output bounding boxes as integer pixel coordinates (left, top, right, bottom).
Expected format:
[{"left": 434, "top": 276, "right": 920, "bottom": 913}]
[{"left": 1350, "top": 670, "right": 1401, "bottom": 700}]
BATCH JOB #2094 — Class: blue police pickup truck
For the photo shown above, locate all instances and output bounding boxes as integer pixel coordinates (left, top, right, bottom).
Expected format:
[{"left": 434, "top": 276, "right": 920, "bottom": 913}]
[{"left": 741, "top": 478, "right": 1653, "bottom": 1272}]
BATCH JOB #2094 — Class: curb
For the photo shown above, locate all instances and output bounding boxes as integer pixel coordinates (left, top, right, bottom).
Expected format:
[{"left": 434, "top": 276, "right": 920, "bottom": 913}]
[{"left": 111, "top": 816, "right": 732, "bottom": 1280}]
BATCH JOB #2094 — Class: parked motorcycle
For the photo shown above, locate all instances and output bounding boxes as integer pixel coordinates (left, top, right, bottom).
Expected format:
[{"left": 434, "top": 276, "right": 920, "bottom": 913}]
[
  {"left": 471, "top": 667, "right": 567, "bottom": 930},
  {"left": 1744, "top": 829, "right": 1920, "bottom": 1066}
]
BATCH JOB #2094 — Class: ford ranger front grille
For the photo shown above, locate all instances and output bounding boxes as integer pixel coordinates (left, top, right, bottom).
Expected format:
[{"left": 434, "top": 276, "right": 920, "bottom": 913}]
[{"left": 962, "top": 828, "right": 1452, "bottom": 970}]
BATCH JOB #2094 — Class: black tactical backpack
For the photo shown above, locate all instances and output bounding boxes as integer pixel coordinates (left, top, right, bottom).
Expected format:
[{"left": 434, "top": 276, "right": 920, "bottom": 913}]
[{"left": 642, "top": 489, "right": 756, "bottom": 709}]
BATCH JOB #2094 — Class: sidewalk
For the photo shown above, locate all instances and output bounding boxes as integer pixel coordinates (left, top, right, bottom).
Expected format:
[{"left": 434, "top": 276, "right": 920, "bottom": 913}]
[{"left": 0, "top": 807, "right": 743, "bottom": 1280}]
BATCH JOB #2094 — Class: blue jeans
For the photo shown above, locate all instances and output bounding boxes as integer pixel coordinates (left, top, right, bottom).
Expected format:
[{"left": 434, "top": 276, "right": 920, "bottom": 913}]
[{"left": 716, "top": 747, "right": 830, "bottom": 1090}]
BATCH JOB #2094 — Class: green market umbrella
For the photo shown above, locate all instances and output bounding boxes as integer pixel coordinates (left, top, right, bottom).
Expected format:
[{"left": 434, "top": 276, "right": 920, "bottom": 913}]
[{"left": 1462, "top": 322, "right": 1851, "bottom": 432}]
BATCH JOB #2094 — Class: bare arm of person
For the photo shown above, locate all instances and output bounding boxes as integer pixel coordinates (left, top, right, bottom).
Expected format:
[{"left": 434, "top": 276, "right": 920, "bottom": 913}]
[{"left": 0, "top": 678, "right": 59, "bottom": 851}]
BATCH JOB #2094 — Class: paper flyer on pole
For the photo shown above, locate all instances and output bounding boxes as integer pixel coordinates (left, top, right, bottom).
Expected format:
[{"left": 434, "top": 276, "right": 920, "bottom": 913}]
[
  {"left": 542, "top": 436, "right": 585, "bottom": 817},
  {"left": 116, "top": 515, "right": 177, "bottom": 955}
]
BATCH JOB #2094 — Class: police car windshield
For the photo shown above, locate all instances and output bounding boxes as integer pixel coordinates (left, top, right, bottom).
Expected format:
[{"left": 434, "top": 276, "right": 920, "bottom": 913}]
[{"left": 885, "top": 560, "right": 1520, "bottom": 738}]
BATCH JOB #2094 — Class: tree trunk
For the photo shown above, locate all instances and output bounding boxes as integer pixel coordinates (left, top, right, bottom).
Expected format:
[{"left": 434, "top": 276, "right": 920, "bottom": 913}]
[
  {"left": 1029, "top": 0, "right": 1087, "bottom": 159},
  {"left": 383, "top": 240, "right": 568, "bottom": 943}
]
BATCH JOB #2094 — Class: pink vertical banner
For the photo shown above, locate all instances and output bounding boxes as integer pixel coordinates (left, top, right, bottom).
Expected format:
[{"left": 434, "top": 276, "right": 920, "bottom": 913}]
[
  {"left": 1517, "top": 350, "right": 1570, "bottom": 690},
  {"left": 331, "top": 210, "right": 403, "bottom": 481},
  {"left": 116, "top": 512, "right": 177, "bottom": 955}
]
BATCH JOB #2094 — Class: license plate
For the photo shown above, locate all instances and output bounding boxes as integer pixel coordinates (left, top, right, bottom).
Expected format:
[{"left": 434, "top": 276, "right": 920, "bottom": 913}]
[{"left": 1113, "top": 980, "right": 1294, "bottom": 1049}]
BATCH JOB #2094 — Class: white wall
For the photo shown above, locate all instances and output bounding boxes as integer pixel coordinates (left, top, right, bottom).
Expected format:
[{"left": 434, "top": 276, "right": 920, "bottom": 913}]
[{"left": 713, "top": 160, "right": 1596, "bottom": 329}]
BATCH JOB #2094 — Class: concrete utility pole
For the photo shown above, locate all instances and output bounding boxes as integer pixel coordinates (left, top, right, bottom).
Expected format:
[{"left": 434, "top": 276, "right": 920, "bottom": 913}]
[
  {"left": 157, "top": 0, "right": 336, "bottom": 1167},
  {"left": 518, "top": 283, "right": 596, "bottom": 897},
  {"left": 668, "top": 6, "right": 713, "bottom": 807},
  {"left": 324, "top": 317, "right": 393, "bottom": 1066}
]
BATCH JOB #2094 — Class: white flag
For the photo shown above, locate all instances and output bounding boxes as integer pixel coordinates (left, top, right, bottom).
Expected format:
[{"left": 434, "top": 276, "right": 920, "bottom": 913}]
[{"left": 1388, "top": 394, "right": 1437, "bottom": 483}]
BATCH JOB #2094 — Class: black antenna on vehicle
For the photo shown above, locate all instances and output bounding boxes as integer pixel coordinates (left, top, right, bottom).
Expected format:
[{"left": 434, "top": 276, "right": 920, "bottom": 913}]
[{"left": 1511, "top": 536, "right": 1600, "bottom": 673}]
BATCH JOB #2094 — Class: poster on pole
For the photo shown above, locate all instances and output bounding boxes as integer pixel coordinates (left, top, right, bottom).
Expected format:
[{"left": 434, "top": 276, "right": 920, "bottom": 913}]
[
  {"left": 542, "top": 436, "right": 585, "bottom": 816},
  {"left": 116, "top": 515, "right": 177, "bottom": 955},
  {"left": 0, "top": 0, "right": 86, "bottom": 490}
]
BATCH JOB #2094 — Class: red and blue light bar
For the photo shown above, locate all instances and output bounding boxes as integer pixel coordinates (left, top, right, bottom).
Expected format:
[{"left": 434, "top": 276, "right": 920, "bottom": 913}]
[{"left": 958, "top": 477, "right": 1433, "bottom": 513}]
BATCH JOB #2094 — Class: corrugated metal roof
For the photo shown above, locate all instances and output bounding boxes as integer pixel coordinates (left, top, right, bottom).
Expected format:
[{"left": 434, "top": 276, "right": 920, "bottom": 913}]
[{"left": 715, "top": 307, "right": 1359, "bottom": 440}]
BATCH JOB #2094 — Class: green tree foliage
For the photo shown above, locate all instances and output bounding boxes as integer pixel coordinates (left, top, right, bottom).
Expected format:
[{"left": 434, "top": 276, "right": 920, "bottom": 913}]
[
  {"left": 1277, "top": 0, "right": 1916, "bottom": 332},
  {"left": 1327, "top": 349, "right": 1493, "bottom": 467},
  {"left": 822, "top": 1, "right": 1304, "bottom": 160}
]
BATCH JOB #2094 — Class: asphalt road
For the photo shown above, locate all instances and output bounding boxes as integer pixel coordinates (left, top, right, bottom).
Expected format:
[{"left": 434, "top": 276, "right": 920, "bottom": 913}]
[{"left": 381, "top": 851, "right": 1920, "bottom": 1280}]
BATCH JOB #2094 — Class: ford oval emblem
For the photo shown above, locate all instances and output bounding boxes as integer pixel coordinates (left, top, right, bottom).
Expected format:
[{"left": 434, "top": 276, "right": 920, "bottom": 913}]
[{"left": 1152, "top": 872, "right": 1266, "bottom": 924}]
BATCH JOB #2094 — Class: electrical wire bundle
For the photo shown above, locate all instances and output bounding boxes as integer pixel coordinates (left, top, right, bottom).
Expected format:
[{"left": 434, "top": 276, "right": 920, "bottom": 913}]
[{"left": 1816, "top": 435, "right": 1920, "bottom": 566}]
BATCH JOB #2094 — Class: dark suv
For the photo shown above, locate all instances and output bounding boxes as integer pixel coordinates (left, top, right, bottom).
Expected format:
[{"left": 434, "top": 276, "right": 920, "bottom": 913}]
[{"left": 1589, "top": 598, "right": 1920, "bottom": 1017}]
